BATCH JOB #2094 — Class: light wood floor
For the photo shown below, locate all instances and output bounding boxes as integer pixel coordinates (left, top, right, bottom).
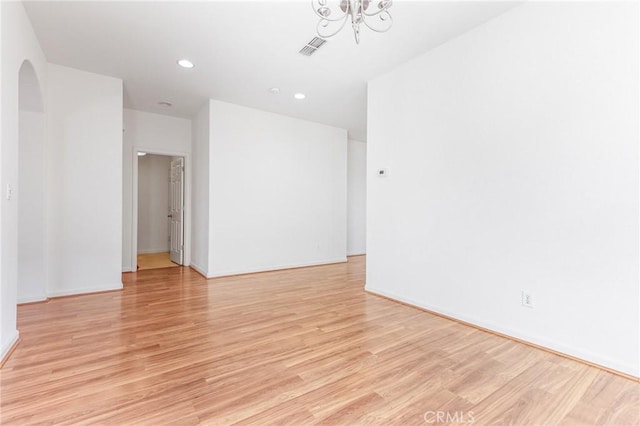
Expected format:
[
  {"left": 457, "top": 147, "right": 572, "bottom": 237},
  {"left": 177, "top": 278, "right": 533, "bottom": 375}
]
[
  {"left": 137, "top": 251, "right": 179, "bottom": 270},
  {"left": 1, "top": 256, "right": 637, "bottom": 425}
]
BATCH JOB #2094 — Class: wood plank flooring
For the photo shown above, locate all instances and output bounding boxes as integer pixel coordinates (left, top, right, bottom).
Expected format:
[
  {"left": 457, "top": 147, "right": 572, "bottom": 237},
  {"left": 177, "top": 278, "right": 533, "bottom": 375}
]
[
  {"left": 137, "top": 252, "right": 179, "bottom": 270},
  {"left": 1, "top": 256, "right": 638, "bottom": 425}
]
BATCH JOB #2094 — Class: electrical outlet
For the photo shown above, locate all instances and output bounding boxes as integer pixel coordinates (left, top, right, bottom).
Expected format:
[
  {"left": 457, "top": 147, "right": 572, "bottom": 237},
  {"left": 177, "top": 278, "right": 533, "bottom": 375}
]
[{"left": 521, "top": 291, "right": 533, "bottom": 308}]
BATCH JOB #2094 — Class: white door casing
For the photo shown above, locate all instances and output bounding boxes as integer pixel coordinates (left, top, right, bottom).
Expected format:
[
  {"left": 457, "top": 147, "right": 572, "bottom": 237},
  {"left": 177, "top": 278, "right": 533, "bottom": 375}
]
[{"left": 169, "top": 158, "right": 184, "bottom": 265}]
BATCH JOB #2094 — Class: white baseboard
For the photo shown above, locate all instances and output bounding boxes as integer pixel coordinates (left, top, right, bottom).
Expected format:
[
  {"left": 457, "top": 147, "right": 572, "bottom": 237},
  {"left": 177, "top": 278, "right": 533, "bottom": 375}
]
[
  {"left": 189, "top": 262, "right": 208, "bottom": 277},
  {"left": 1, "top": 330, "right": 20, "bottom": 364},
  {"left": 17, "top": 294, "right": 48, "bottom": 304},
  {"left": 47, "top": 282, "right": 123, "bottom": 298},
  {"left": 365, "top": 286, "right": 639, "bottom": 379},
  {"left": 347, "top": 251, "right": 366, "bottom": 256},
  {"left": 207, "top": 257, "right": 348, "bottom": 279},
  {"left": 137, "top": 249, "right": 170, "bottom": 255}
]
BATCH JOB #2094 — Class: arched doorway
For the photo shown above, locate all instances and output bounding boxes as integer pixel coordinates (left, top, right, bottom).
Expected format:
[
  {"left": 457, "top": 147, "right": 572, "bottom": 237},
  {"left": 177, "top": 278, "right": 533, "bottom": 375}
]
[{"left": 17, "top": 60, "right": 46, "bottom": 302}]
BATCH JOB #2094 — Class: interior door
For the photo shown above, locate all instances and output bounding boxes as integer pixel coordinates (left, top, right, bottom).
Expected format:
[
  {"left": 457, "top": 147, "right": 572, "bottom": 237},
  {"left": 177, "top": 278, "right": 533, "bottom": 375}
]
[{"left": 169, "top": 158, "right": 184, "bottom": 265}]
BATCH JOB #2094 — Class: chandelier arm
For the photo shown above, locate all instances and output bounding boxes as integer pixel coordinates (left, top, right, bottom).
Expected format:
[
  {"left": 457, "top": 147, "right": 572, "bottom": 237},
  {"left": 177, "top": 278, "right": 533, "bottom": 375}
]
[
  {"left": 316, "top": 12, "right": 350, "bottom": 39},
  {"left": 311, "top": 0, "right": 349, "bottom": 22},
  {"left": 313, "top": 11, "right": 351, "bottom": 22},
  {"left": 361, "top": 6, "right": 392, "bottom": 17},
  {"left": 360, "top": 12, "right": 393, "bottom": 33}
]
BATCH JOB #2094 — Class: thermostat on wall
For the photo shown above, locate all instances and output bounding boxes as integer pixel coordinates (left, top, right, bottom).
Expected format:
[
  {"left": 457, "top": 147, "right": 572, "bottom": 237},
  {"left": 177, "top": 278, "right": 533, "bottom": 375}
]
[{"left": 377, "top": 168, "right": 389, "bottom": 177}]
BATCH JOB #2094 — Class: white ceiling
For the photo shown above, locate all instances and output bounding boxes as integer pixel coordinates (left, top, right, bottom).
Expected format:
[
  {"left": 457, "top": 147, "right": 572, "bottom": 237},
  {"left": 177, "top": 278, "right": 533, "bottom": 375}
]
[{"left": 23, "top": 1, "right": 519, "bottom": 141}]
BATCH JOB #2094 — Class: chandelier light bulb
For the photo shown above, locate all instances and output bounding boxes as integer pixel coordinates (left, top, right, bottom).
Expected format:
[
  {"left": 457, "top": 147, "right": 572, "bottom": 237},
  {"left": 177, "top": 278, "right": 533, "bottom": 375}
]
[{"left": 318, "top": 7, "right": 331, "bottom": 17}]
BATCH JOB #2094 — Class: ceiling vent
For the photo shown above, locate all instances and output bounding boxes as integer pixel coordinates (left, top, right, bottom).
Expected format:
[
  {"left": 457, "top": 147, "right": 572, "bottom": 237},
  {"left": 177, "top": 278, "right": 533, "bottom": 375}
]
[{"left": 299, "top": 37, "right": 327, "bottom": 56}]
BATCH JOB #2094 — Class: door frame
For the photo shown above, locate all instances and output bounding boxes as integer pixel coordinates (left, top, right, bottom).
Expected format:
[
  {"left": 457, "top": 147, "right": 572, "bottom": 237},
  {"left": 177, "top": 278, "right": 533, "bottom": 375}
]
[
  {"left": 169, "top": 157, "right": 185, "bottom": 265},
  {"left": 131, "top": 147, "right": 191, "bottom": 271}
]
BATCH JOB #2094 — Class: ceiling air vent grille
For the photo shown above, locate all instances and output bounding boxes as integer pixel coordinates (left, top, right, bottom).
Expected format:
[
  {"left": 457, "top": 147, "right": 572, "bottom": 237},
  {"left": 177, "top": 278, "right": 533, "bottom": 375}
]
[{"left": 299, "top": 37, "right": 327, "bottom": 56}]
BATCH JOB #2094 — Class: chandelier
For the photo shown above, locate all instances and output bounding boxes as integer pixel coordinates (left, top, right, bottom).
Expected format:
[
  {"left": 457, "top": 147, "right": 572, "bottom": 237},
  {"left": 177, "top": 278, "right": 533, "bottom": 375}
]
[{"left": 311, "top": 0, "right": 393, "bottom": 45}]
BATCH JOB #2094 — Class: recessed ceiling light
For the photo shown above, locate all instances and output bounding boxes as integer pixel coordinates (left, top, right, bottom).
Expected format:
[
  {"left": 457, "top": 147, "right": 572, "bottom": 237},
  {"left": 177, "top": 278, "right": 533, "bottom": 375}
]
[
  {"left": 269, "top": 87, "right": 280, "bottom": 95},
  {"left": 294, "top": 93, "right": 306, "bottom": 100},
  {"left": 137, "top": 152, "right": 147, "bottom": 157},
  {"left": 177, "top": 59, "right": 194, "bottom": 69},
  {"left": 158, "top": 101, "right": 172, "bottom": 107}
]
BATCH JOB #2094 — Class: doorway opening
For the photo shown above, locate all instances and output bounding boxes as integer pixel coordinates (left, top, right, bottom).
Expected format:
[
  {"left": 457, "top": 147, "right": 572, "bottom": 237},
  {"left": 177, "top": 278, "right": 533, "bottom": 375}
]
[
  {"left": 135, "top": 153, "right": 185, "bottom": 271},
  {"left": 17, "top": 60, "right": 47, "bottom": 303}
]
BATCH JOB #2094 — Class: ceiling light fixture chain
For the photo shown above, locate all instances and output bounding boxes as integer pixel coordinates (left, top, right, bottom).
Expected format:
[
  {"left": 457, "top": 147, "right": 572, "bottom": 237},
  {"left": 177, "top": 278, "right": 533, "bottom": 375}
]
[{"left": 311, "top": 0, "right": 392, "bottom": 44}]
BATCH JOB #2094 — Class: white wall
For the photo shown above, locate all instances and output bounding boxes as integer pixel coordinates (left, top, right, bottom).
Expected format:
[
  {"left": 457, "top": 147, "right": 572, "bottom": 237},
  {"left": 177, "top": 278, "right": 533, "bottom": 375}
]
[
  {"left": 0, "top": 1, "right": 48, "bottom": 361},
  {"left": 122, "top": 109, "right": 191, "bottom": 271},
  {"left": 367, "top": 2, "right": 639, "bottom": 377},
  {"left": 207, "top": 100, "right": 347, "bottom": 277},
  {"left": 46, "top": 64, "right": 123, "bottom": 297},
  {"left": 137, "top": 154, "right": 171, "bottom": 254},
  {"left": 347, "top": 139, "right": 366, "bottom": 255},
  {"left": 0, "top": 1, "right": 4, "bottom": 360},
  {"left": 18, "top": 109, "right": 46, "bottom": 303},
  {"left": 190, "top": 101, "right": 210, "bottom": 276}
]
